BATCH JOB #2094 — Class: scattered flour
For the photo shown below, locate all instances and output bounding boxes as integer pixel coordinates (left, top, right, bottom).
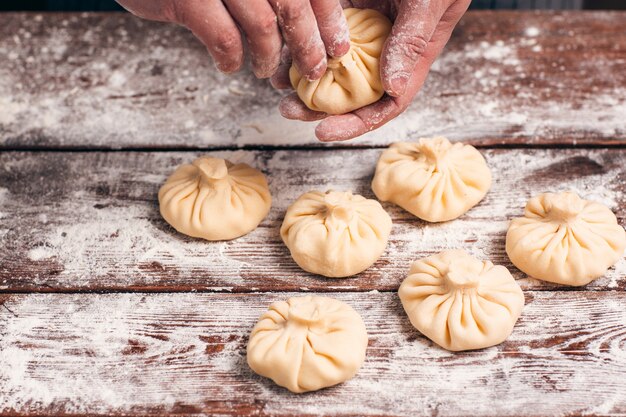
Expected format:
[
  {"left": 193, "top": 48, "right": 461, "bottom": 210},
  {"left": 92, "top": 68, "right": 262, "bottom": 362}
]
[
  {"left": 27, "top": 246, "right": 55, "bottom": 261},
  {"left": 107, "top": 71, "right": 127, "bottom": 88},
  {"left": 525, "top": 27, "right": 541, "bottom": 37},
  {"left": 1, "top": 17, "right": 624, "bottom": 147},
  {"left": 0, "top": 98, "right": 26, "bottom": 124},
  {"left": 1, "top": 292, "right": 624, "bottom": 415}
]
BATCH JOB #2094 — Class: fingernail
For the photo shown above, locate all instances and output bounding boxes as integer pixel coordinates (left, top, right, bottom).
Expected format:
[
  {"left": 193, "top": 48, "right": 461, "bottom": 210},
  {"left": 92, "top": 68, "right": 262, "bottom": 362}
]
[
  {"left": 315, "top": 114, "right": 364, "bottom": 142},
  {"left": 328, "top": 41, "right": 351, "bottom": 58},
  {"left": 388, "top": 76, "right": 408, "bottom": 97}
]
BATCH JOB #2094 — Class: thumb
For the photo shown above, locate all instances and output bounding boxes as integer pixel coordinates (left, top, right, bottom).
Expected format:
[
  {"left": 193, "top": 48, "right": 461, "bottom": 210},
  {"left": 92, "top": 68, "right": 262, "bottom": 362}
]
[{"left": 380, "top": 0, "right": 449, "bottom": 97}]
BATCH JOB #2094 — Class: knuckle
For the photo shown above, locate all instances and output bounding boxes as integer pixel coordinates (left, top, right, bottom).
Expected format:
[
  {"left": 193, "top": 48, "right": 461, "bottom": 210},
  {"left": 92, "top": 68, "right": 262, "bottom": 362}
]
[
  {"left": 255, "top": 13, "right": 278, "bottom": 37},
  {"left": 168, "top": 1, "right": 188, "bottom": 24},
  {"left": 397, "top": 33, "right": 429, "bottom": 59},
  {"left": 280, "top": 5, "right": 306, "bottom": 23}
]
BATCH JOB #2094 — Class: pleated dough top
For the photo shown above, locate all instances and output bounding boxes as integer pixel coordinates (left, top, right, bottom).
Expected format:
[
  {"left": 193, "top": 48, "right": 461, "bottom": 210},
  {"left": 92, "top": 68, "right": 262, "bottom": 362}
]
[
  {"left": 158, "top": 156, "right": 271, "bottom": 241},
  {"left": 372, "top": 137, "right": 492, "bottom": 222},
  {"left": 281, "top": 190, "right": 392, "bottom": 277},
  {"left": 506, "top": 191, "right": 626, "bottom": 286},
  {"left": 399, "top": 250, "right": 524, "bottom": 351},
  {"left": 290, "top": 8, "right": 392, "bottom": 114},
  {"left": 247, "top": 296, "right": 368, "bottom": 393}
]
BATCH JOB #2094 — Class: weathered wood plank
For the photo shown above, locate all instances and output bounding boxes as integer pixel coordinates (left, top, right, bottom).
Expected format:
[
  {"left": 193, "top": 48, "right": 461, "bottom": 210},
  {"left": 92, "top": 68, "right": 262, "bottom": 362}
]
[
  {"left": 1, "top": 11, "right": 625, "bottom": 149},
  {"left": 1, "top": 291, "right": 625, "bottom": 416},
  {"left": 0, "top": 148, "right": 624, "bottom": 292}
]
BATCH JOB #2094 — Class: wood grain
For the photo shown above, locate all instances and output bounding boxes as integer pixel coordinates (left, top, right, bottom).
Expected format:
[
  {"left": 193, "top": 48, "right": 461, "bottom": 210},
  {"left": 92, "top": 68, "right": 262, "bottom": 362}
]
[
  {"left": 1, "top": 148, "right": 624, "bottom": 292},
  {"left": 1, "top": 11, "right": 625, "bottom": 149},
  {"left": 1, "top": 11, "right": 626, "bottom": 417},
  {"left": 1, "top": 291, "right": 625, "bottom": 416}
]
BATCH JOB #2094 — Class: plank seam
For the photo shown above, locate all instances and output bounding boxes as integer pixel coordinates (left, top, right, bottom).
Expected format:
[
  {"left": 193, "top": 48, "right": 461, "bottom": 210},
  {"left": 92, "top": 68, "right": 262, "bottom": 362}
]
[
  {"left": 0, "top": 288, "right": 622, "bottom": 295},
  {"left": 1, "top": 143, "right": 626, "bottom": 153}
]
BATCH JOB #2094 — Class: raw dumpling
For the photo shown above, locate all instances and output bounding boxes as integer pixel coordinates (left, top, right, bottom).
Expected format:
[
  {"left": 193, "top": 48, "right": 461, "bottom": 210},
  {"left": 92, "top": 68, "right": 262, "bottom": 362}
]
[
  {"left": 290, "top": 8, "right": 392, "bottom": 114},
  {"left": 281, "top": 190, "right": 392, "bottom": 277},
  {"left": 506, "top": 191, "right": 626, "bottom": 286},
  {"left": 371, "top": 137, "right": 492, "bottom": 222},
  {"left": 247, "top": 296, "right": 368, "bottom": 393},
  {"left": 399, "top": 250, "right": 524, "bottom": 351},
  {"left": 158, "top": 156, "right": 271, "bottom": 241}
]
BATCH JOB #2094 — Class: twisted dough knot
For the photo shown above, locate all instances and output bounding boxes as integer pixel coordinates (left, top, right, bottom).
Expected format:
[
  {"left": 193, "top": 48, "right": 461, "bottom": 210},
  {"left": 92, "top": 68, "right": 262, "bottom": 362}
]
[{"left": 194, "top": 157, "right": 229, "bottom": 183}]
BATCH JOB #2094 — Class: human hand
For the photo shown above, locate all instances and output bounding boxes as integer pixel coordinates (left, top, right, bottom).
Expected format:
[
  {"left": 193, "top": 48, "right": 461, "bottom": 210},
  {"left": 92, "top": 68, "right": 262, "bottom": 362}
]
[
  {"left": 116, "top": 0, "right": 350, "bottom": 79},
  {"left": 272, "top": 0, "right": 472, "bottom": 141}
]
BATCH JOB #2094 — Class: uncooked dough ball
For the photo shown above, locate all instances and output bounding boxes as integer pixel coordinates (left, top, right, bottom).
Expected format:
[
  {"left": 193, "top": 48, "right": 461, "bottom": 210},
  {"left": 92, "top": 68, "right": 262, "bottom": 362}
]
[
  {"left": 506, "top": 191, "right": 626, "bottom": 286},
  {"left": 371, "top": 137, "right": 492, "bottom": 222},
  {"left": 289, "top": 8, "right": 392, "bottom": 114},
  {"left": 399, "top": 250, "right": 524, "bottom": 351},
  {"left": 281, "top": 190, "right": 392, "bottom": 277},
  {"left": 247, "top": 295, "right": 368, "bottom": 393},
  {"left": 158, "top": 156, "right": 271, "bottom": 241}
]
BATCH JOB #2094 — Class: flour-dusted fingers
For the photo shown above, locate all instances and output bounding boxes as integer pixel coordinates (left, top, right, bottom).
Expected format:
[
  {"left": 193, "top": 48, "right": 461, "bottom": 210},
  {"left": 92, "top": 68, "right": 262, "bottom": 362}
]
[
  {"left": 115, "top": 0, "right": 175, "bottom": 21},
  {"left": 270, "top": 64, "right": 293, "bottom": 89},
  {"left": 279, "top": 93, "right": 327, "bottom": 121},
  {"left": 379, "top": 0, "right": 447, "bottom": 97},
  {"left": 270, "top": 45, "right": 293, "bottom": 89},
  {"left": 223, "top": 0, "right": 282, "bottom": 78},
  {"left": 172, "top": 0, "right": 245, "bottom": 73},
  {"left": 315, "top": 56, "right": 427, "bottom": 142},
  {"left": 314, "top": 96, "right": 400, "bottom": 142},
  {"left": 381, "top": 0, "right": 470, "bottom": 97},
  {"left": 268, "top": 0, "right": 327, "bottom": 81},
  {"left": 310, "top": 0, "right": 351, "bottom": 57}
]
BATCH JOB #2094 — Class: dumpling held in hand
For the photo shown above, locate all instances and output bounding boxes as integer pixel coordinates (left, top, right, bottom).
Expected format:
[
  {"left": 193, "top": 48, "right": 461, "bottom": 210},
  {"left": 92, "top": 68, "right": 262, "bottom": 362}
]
[
  {"left": 399, "top": 250, "right": 524, "bottom": 351},
  {"left": 281, "top": 190, "right": 392, "bottom": 277},
  {"left": 506, "top": 191, "right": 626, "bottom": 286},
  {"left": 372, "top": 137, "right": 492, "bottom": 222},
  {"left": 290, "top": 8, "right": 392, "bottom": 114},
  {"left": 247, "top": 296, "right": 368, "bottom": 393},
  {"left": 158, "top": 156, "right": 271, "bottom": 241}
]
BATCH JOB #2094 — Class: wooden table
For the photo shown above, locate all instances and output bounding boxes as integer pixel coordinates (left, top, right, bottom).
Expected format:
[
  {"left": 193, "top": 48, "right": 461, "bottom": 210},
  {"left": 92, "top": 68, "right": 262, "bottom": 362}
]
[{"left": 1, "top": 10, "right": 625, "bottom": 416}]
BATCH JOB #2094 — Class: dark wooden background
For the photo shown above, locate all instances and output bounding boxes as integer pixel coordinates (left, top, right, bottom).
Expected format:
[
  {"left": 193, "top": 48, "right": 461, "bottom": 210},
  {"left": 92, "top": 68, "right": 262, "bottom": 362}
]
[{"left": 0, "top": 9, "right": 625, "bottom": 417}]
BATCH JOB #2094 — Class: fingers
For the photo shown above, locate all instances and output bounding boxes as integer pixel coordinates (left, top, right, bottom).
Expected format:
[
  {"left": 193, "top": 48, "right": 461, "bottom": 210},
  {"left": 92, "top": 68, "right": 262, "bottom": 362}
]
[
  {"left": 270, "top": 64, "right": 292, "bottom": 89},
  {"left": 279, "top": 93, "right": 327, "bottom": 121},
  {"left": 268, "top": 0, "right": 327, "bottom": 80},
  {"left": 170, "top": 0, "right": 244, "bottom": 73},
  {"left": 270, "top": 46, "right": 293, "bottom": 89},
  {"left": 223, "top": 0, "right": 282, "bottom": 78},
  {"left": 316, "top": 30, "right": 451, "bottom": 142},
  {"left": 115, "top": 0, "right": 175, "bottom": 21},
  {"left": 380, "top": 0, "right": 450, "bottom": 97},
  {"left": 315, "top": 95, "right": 402, "bottom": 141},
  {"left": 310, "top": 0, "right": 351, "bottom": 57}
]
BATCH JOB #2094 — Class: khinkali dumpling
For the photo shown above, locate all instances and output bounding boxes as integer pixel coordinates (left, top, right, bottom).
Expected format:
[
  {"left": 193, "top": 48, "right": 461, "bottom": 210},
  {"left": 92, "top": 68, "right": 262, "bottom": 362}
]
[
  {"left": 281, "top": 190, "right": 392, "bottom": 277},
  {"left": 372, "top": 137, "right": 491, "bottom": 222},
  {"left": 506, "top": 191, "right": 626, "bottom": 286},
  {"left": 399, "top": 250, "right": 524, "bottom": 351},
  {"left": 158, "top": 156, "right": 271, "bottom": 241},
  {"left": 247, "top": 296, "right": 368, "bottom": 393},
  {"left": 290, "top": 8, "right": 392, "bottom": 114}
]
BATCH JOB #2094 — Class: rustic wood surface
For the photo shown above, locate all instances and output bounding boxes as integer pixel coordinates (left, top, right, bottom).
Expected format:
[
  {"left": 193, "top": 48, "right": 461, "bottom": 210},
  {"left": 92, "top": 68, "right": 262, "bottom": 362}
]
[
  {"left": 0, "top": 11, "right": 625, "bottom": 149},
  {"left": 1, "top": 10, "right": 625, "bottom": 417},
  {"left": 0, "top": 148, "right": 624, "bottom": 293},
  {"left": 2, "top": 292, "right": 626, "bottom": 416}
]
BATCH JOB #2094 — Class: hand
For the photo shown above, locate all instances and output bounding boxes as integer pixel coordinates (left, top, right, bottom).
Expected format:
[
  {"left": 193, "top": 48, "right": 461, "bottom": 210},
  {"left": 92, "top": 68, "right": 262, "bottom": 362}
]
[
  {"left": 116, "top": 0, "right": 350, "bottom": 79},
  {"left": 272, "top": 0, "right": 472, "bottom": 141}
]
